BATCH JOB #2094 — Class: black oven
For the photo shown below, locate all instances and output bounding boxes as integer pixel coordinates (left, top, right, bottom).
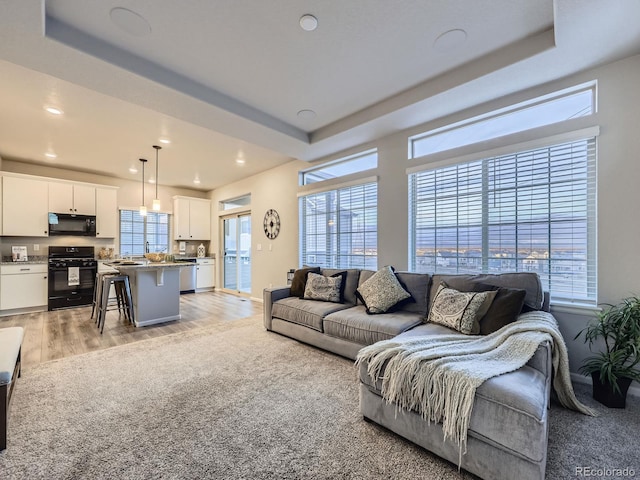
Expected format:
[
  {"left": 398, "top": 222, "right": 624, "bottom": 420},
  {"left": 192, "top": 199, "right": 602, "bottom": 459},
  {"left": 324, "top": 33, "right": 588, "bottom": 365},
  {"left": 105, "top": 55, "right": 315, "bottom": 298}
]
[{"left": 48, "top": 246, "right": 97, "bottom": 311}]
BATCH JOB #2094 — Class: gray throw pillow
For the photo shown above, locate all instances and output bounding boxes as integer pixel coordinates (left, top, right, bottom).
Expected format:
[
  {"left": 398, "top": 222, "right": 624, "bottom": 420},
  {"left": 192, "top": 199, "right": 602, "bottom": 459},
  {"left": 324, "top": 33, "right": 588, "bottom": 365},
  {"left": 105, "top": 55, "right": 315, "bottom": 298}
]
[
  {"left": 290, "top": 266, "right": 321, "bottom": 297},
  {"left": 303, "top": 272, "right": 343, "bottom": 303},
  {"left": 473, "top": 283, "right": 526, "bottom": 335},
  {"left": 356, "top": 266, "right": 411, "bottom": 314}
]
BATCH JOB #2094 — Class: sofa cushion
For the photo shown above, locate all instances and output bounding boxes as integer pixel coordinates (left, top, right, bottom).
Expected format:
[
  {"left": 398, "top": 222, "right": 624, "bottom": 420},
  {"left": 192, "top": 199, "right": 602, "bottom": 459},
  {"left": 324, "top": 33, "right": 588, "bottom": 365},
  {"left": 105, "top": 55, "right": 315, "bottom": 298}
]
[
  {"left": 321, "top": 269, "right": 361, "bottom": 305},
  {"left": 290, "top": 266, "right": 321, "bottom": 297},
  {"left": 358, "top": 323, "right": 550, "bottom": 462},
  {"left": 357, "top": 266, "right": 412, "bottom": 314},
  {"left": 430, "top": 272, "right": 543, "bottom": 311},
  {"left": 303, "top": 272, "right": 344, "bottom": 303},
  {"left": 272, "top": 297, "right": 352, "bottom": 332},
  {"left": 324, "top": 305, "right": 423, "bottom": 345},
  {"left": 427, "top": 282, "right": 497, "bottom": 334}
]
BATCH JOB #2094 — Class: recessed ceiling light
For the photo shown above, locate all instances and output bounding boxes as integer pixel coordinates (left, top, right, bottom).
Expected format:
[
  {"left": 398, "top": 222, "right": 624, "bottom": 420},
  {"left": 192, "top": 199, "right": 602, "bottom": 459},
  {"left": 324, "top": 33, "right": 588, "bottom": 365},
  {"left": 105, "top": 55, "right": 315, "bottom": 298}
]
[
  {"left": 148, "top": 178, "right": 155, "bottom": 184},
  {"left": 129, "top": 165, "right": 138, "bottom": 174},
  {"left": 159, "top": 138, "right": 171, "bottom": 144},
  {"left": 434, "top": 29, "right": 467, "bottom": 53},
  {"left": 193, "top": 175, "right": 201, "bottom": 185},
  {"left": 110, "top": 7, "right": 152, "bottom": 37},
  {"left": 297, "top": 109, "right": 317, "bottom": 120},
  {"left": 236, "top": 158, "right": 246, "bottom": 165},
  {"left": 45, "top": 106, "right": 63, "bottom": 115},
  {"left": 300, "top": 14, "right": 318, "bottom": 32},
  {"left": 45, "top": 152, "right": 57, "bottom": 159}
]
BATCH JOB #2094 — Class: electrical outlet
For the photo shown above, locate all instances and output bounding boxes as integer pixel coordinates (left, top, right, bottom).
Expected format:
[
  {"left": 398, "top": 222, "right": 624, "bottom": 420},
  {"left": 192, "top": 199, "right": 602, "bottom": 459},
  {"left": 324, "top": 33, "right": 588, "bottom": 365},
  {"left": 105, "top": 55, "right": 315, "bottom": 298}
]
[{"left": 33, "top": 244, "right": 39, "bottom": 251}]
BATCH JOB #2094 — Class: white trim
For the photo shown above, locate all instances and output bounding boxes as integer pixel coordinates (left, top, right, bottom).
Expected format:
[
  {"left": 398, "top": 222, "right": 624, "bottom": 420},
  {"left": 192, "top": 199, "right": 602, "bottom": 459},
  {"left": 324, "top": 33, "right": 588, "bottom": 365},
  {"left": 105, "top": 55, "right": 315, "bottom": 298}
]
[
  {"left": 297, "top": 174, "right": 378, "bottom": 197},
  {"left": 407, "top": 121, "right": 600, "bottom": 175}
]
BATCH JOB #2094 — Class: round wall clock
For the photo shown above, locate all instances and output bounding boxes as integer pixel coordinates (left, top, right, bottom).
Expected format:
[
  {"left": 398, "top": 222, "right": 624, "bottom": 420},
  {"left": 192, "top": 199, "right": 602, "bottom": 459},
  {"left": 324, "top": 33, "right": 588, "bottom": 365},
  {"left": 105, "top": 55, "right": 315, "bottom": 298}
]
[{"left": 263, "top": 208, "right": 281, "bottom": 239}]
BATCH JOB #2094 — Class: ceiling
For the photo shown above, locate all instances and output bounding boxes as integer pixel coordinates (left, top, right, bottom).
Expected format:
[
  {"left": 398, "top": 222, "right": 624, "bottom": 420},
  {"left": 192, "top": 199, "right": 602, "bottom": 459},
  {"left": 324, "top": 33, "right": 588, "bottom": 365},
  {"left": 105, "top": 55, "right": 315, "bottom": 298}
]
[{"left": 0, "top": 1, "right": 639, "bottom": 191}]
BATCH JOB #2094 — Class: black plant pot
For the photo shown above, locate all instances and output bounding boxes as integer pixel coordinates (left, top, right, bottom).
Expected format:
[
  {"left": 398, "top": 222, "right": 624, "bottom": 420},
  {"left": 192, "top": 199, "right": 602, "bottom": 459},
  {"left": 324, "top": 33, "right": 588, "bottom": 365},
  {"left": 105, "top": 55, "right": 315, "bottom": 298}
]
[{"left": 591, "top": 372, "right": 632, "bottom": 408}]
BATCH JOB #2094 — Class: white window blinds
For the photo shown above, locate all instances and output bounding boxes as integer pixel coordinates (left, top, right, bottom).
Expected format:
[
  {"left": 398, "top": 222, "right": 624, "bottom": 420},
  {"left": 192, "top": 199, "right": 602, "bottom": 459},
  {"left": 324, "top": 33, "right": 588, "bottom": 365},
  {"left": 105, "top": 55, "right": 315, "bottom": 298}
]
[
  {"left": 409, "top": 137, "right": 597, "bottom": 305},
  {"left": 300, "top": 182, "right": 378, "bottom": 269}
]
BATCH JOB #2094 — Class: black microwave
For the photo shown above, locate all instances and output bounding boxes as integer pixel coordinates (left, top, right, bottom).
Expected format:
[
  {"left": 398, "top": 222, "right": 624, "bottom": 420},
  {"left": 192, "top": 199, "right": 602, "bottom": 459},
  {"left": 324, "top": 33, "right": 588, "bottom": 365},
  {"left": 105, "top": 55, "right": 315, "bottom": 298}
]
[{"left": 48, "top": 213, "right": 97, "bottom": 236}]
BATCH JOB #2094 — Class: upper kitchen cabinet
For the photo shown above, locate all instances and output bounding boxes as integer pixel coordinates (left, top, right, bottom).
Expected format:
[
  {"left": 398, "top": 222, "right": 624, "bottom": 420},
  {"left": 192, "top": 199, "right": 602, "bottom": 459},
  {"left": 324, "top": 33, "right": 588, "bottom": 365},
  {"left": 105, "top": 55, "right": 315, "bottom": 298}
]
[
  {"left": 96, "top": 186, "right": 118, "bottom": 238},
  {"left": 173, "top": 196, "right": 211, "bottom": 240},
  {"left": 2, "top": 175, "right": 50, "bottom": 236},
  {"left": 48, "top": 181, "right": 96, "bottom": 215}
]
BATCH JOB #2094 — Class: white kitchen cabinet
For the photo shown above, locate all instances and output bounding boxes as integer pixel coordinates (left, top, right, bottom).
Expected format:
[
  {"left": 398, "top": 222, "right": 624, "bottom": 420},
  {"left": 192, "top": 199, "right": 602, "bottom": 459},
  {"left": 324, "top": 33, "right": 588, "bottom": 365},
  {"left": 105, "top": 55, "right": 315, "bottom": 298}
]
[
  {"left": 2, "top": 176, "right": 50, "bottom": 236},
  {"left": 95, "top": 187, "right": 118, "bottom": 238},
  {"left": 196, "top": 258, "right": 215, "bottom": 290},
  {"left": 0, "top": 264, "right": 48, "bottom": 311},
  {"left": 173, "top": 197, "right": 211, "bottom": 240},
  {"left": 48, "top": 181, "right": 96, "bottom": 215}
]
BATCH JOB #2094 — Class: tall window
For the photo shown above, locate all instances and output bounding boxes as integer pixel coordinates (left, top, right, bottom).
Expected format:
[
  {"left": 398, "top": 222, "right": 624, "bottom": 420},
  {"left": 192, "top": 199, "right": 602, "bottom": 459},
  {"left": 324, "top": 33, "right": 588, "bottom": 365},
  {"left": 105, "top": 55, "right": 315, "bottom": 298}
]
[
  {"left": 300, "top": 182, "right": 378, "bottom": 269},
  {"left": 120, "top": 210, "right": 170, "bottom": 257},
  {"left": 409, "top": 137, "right": 597, "bottom": 305}
]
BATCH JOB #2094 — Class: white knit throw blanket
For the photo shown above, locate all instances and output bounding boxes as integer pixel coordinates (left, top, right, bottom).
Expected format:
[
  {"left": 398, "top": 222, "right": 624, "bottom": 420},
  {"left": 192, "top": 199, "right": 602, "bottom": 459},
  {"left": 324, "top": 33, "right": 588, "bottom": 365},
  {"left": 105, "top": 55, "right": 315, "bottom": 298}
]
[{"left": 356, "top": 310, "right": 596, "bottom": 463}]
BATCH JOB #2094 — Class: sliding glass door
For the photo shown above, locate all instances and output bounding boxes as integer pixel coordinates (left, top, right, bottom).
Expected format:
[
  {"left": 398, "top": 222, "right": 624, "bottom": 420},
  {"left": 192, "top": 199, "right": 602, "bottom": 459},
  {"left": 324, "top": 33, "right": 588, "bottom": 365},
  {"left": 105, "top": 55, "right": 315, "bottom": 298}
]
[{"left": 222, "top": 213, "right": 251, "bottom": 293}]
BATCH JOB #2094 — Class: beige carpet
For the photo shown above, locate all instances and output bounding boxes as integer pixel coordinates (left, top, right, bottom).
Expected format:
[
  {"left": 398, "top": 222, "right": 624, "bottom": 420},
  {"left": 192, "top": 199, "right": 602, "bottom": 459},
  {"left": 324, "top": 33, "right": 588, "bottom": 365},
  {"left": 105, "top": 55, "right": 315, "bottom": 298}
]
[{"left": 1, "top": 315, "right": 638, "bottom": 479}]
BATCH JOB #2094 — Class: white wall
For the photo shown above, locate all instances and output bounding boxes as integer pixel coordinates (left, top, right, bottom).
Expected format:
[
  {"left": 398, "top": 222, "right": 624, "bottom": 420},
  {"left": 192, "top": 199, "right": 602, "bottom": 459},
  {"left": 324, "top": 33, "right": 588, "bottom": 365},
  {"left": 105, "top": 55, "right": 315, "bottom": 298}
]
[
  {"left": 212, "top": 54, "right": 640, "bottom": 375},
  {"left": 208, "top": 159, "right": 307, "bottom": 299}
]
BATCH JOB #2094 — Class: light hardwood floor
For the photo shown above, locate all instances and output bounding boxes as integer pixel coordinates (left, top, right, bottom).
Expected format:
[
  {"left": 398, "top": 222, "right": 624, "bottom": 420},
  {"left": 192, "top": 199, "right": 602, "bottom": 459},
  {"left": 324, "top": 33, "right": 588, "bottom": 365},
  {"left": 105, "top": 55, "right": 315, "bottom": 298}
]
[{"left": 0, "top": 291, "right": 263, "bottom": 370}]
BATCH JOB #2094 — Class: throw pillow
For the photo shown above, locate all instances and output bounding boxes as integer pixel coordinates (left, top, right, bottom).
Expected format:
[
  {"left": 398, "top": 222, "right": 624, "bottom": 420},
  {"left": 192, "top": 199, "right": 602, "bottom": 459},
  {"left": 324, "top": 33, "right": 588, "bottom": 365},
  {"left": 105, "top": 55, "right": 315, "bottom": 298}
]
[
  {"left": 427, "top": 282, "right": 497, "bottom": 334},
  {"left": 331, "top": 271, "right": 348, "bottom": 303},
  {"left": 474, "top": 283, "right": 526, "bottom": 335},
  {"left": 290, "top": 266, "right": 321, "bottom": 297},
  {"left": 356, "top": 266, "right": 412, "bottom": 314},
  {"left": 303, "top": 272, "right": 343, "bottom": 303}
]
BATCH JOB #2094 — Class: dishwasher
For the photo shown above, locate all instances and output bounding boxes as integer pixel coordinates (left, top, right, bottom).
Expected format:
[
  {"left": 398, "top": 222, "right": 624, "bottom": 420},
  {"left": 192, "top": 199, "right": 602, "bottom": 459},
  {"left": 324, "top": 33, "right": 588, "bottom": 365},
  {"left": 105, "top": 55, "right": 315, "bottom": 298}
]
[{"left": 178, "top": 259, "right": 197, "bottom": 294}]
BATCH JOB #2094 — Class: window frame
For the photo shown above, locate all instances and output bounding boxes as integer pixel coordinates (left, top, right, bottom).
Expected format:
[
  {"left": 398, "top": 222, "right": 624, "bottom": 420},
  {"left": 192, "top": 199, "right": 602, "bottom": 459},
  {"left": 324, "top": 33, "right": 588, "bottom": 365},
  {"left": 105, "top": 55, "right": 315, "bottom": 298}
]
[
  {"left": 119, "top": 209, "right": 171, "bottom": 257},
  {"left": 299, "top": 180, "right": 378, "bottom": 270},
  {"left": 408, "top": 129, "right": 598, "bottom": 306}
]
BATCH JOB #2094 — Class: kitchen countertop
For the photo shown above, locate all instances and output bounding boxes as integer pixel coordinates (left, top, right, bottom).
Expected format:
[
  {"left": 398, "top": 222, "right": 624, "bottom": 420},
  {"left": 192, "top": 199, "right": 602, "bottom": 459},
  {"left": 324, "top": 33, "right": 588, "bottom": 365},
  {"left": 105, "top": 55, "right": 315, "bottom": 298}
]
[
  {"left": 106, "top": 261, "right": 187, "bottom": 270},
  {"left": 0, "top": 260, "right": 48, "bottom": 265}
]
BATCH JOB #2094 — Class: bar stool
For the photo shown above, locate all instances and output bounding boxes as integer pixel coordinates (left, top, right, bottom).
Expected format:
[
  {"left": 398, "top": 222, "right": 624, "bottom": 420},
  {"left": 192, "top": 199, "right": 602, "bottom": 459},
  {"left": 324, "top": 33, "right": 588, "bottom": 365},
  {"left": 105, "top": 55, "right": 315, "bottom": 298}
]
[
  {"left": 96, "top": 274, "right": 134, "bottom": 333},
  {"left": 91, "top": 271, "right": 117, "bottom": 322}
]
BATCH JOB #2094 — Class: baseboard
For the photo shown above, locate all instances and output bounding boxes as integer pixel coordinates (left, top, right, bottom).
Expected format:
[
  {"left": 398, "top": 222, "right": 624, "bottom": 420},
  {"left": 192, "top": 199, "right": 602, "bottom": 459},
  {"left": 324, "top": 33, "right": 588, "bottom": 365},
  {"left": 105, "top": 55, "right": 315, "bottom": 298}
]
[
  {"left": 250, "top": 296, "right": 263, "bottom": 303},
  {"left": 571, "top": 372, "right": 640, "bottom": 398}
]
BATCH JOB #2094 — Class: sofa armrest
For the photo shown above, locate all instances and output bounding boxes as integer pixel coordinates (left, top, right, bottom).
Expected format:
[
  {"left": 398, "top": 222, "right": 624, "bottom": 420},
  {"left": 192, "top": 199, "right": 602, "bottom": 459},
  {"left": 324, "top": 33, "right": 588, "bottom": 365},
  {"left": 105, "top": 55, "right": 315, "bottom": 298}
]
[{"left": 263, "top": 286, "right": 292, "bottom": 330}]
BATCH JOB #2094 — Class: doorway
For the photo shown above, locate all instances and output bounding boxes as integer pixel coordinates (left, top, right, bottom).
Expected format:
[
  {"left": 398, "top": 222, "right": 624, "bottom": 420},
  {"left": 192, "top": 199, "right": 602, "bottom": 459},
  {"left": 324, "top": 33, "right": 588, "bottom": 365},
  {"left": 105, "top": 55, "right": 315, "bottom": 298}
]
[{"left": 222, "top": 213, "right": 251, "bottom": 294}]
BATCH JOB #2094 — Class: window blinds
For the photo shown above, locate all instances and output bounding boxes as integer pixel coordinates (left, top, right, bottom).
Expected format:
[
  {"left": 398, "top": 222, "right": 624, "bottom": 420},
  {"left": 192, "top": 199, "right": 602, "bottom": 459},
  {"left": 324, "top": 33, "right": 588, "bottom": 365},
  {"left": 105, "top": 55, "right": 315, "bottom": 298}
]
[
  {"left": 300, "top": 182, "right": 378, "bottom": 269},
  {"left": 409, "top": 137, "right": 597, "bottom": 304}
]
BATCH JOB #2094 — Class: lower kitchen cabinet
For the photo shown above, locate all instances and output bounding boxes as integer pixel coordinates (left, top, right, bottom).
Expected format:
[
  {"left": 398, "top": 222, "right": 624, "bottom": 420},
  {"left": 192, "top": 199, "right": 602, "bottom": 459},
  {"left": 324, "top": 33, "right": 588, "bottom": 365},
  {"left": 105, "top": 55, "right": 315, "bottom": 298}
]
[
  {"left": 196, "top": 258, "right": 215, "bottom": 290},
  {"left": 0, "top": 263, "right": 48, "bottom": 311}
]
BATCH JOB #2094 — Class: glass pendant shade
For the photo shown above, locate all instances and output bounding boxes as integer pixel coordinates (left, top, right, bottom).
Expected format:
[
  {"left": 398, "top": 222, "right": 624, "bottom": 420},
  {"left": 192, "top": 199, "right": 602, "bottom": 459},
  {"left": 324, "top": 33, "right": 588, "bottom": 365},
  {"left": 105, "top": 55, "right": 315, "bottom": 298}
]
[
  {"left": 152, "top": 199, "right": 161, "bottom": 211},
  {"left": 139, "top": 205, "right": 148, "bottom": 217}
]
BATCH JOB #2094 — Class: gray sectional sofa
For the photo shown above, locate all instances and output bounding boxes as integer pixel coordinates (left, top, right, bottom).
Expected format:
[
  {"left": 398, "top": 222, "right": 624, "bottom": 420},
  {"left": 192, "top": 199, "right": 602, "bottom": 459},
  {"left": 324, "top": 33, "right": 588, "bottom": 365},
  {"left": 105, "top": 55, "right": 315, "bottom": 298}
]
[{"left": 263, "top": 269, "right": 553, "bottom": 480}]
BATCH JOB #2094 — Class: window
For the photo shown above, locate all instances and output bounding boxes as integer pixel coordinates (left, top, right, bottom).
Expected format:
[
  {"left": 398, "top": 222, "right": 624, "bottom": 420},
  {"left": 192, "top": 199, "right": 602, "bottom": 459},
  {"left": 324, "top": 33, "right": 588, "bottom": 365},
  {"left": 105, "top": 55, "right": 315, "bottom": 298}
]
[
  {"left": 300, "top": 182, "right": 378, "bottom": 269},
  {"left": 409, "top": 136, "right": 597, "bottom": 305},
  {"left": 220, "top": 194, "right": 251, "bottom": 211},
  {"left": 300, "top": 149, "right": 377, "bottom": 185},
  {"left": 120, "top": 210, "right": 170, "bottom": 257},
  {"left": 409, "top": 85, "right": 595, "bottom": 158}
]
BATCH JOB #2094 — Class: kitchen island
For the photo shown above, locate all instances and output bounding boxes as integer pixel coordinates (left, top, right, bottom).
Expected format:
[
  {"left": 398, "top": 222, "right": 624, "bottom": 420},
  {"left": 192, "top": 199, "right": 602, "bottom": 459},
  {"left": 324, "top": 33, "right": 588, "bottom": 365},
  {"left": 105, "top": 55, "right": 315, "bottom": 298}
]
[{"left": 109, "top": 262, "right": 184, "bottom": 327}]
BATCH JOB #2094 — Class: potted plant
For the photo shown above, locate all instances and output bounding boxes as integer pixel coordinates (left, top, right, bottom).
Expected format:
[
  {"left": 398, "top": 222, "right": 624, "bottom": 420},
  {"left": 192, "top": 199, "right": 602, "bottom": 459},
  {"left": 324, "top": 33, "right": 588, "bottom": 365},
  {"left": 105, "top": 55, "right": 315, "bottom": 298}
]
[{"left": 575, "top": 295, "right": 640, "bottom": 408}]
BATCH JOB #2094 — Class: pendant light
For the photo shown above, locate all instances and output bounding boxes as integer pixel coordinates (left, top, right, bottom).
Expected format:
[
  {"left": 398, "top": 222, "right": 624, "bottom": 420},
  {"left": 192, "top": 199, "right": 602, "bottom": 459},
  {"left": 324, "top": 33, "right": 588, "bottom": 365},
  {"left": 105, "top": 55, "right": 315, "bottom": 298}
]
[
  {"left": 139, "top": 158, "right": 148, "bottom": 217},
  {"left": 152, "top": 145, "right": 161, "bottom": 211}
]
